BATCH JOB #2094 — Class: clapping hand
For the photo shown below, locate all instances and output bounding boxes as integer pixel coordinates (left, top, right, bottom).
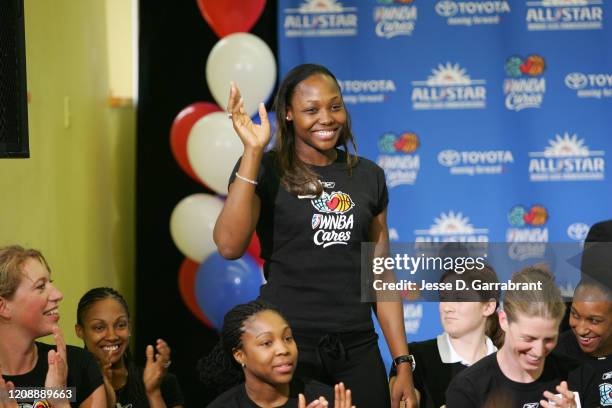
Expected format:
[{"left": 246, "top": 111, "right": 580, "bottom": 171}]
[
  {"left": 541, "top": 381, "right": 577, "bottom": 408},
  {"left": 298, "top": 382, "right": 355, "bottom": 408},
  {"left": 227, "top": 81, "right": 271, "bottom": 151},
  {"left": 143, "top": 339, "right": 171, "bottom": 396}
]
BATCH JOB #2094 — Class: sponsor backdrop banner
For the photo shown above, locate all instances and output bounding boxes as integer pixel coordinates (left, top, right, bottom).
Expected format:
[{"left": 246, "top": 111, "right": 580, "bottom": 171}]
[{"left": 278, "top": 0, "right": 612, "bottom": 369}]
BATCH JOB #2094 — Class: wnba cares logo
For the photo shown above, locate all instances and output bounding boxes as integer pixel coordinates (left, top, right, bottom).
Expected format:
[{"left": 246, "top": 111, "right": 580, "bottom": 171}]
[
  {"left": 377, "top": 132, "right": 421, "bottom": 187},
  {"left": 311, "top": 191, "right": 355, "bottom": 248},
  {"left": 504, "top": 55, "right": 546, "bottom": 111},
  {"left": 506, "top": 205, "right": 549, "bottom": 243}
]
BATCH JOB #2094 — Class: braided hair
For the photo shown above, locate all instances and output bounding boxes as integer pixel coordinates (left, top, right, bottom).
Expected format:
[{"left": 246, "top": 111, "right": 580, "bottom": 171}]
[
  {"left": 77, "top": 287, "right": 146, "bottom": 405},
  {"left": 198, "top": 300, "right": 282, "bottom": 396}
]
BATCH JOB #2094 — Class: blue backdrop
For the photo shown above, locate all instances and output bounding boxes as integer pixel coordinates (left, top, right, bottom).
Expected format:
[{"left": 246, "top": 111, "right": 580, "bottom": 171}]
[{"left": 278, "top": 0, "right": 611, "bottom": 370}]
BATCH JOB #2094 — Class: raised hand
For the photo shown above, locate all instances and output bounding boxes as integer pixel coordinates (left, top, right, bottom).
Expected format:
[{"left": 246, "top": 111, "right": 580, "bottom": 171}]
[
  {"left": 298, "top": 394, "right": 329, "bottom": 408},
  {"left": 227, "top": 81, "right": 271, "bottom": 151},
  {"left": 45, "top": 326, "right": 68, "bottom": 389},
  {"left": 0, "top": 366, "right": 18, "bottom": 408},
  {"left": 541, "top": 381, "right": 577, "bottom": 408},
  {"left": 143, "top": 339, "right": 171, "bottom": 396},
  {"left": 98, "top": 352, "right": 117, "bottom": 408}
]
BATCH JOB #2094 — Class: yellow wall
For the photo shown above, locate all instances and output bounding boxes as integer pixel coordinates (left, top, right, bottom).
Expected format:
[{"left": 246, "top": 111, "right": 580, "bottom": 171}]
[{"left": 0, "top": 0, "right": 135, "bottom": 345}]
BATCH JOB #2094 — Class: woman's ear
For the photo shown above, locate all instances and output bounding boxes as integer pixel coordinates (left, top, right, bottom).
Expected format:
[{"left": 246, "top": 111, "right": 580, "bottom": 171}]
[
  {"left": 285, "top": 108, "right": 293, "bottom": 121},
  {"left": 75, "top": 324, "right": 84, "bottom": 340},
  {"left": 233, "top": 349, "right": 245, "bottom": 368},
  {"left": 482, "top": 300, "right": 497, "bottom": 317},
  {"left": 498, "top": 309, "right": 509, "bottom": 332},
  {"left": 0, "top": 297, "right": 10, "bottom": 319}
]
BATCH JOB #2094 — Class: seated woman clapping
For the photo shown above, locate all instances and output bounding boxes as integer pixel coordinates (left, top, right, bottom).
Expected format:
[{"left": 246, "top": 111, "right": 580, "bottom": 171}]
[{"left": 199, "top": 300, "right": 354, "bottom": 408}]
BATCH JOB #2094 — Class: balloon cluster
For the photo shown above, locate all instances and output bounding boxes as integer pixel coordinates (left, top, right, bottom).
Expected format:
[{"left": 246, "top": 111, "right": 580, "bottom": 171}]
[{"left": 169, "top": 0, "right": 274, "bottom": 329}]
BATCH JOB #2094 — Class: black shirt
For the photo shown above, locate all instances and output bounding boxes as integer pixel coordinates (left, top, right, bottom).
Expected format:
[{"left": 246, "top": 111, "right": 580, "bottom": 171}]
[
  {"left": 554, "top": 330, "right": 612, "bottom": 407},
  {"left": 115, "top": 365, "right": 184, "bottom": 408},
  {"left": 230, "top": 150, "right": 388, "bottom": 331},
  {"left": 207, "top": 378, "right": 334, "bottom": 408},
  {"left": 445, "top": 352, "right": 599, "bottom": 407},
  {"left": 389, "top": 335, "right": 496, "bottom": 408},
  {"left": 3, "top": 342, "right": 103, "bottom": 408}
]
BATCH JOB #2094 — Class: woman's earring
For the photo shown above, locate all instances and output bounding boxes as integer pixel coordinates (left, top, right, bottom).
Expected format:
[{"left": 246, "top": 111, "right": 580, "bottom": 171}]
[
  {"left": 241, "top": 363, "right": 246, "bottom": 368},
  {"left": 286, "top": 116, "right": 291, "bottom": 121}
]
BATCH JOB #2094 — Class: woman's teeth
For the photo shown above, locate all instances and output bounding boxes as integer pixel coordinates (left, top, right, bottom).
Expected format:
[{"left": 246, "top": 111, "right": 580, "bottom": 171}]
[{"left": 103, "top": 345, "right": 120, "bottom": 352}]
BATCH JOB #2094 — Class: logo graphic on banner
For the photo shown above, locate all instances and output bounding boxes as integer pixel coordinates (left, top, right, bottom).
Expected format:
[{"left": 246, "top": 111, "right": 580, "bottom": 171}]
[
  {"left": 504, "top": 55, "right": 547, "bottom": 111},
  {"left": 411, "top": 63, "right": 487, "bottom": 110},
  {"left": 283, "top": 0, "right": 358, "bottom": 37},
  {"left": 525, "top": 0, "right": 603, "bottom": 31},
  {"left": 414, "top": 211, "right": 489, "bottom": 242},
  {"left": 311, "top": 190, "right": 355, "bottom": 248},
  {"left": 373, "top": 1, "right": 418, "bottom": 38},
  {"left": 567, "top": 222, "right": 589, "bottom": 241},
  {"left": 507, "top": 205, "right": 549, "bottom": 242},
  {"left": 377, "top": 132, "right": 420, "bottom": 187},
  {"left": 565, "top": 72, "right": 612, "bottom": 99},
  {"left": 338, "top": 79, "right": 396, "bottom": 104},
  {"left": 528, "top": 133, "right": 605, "bottom": 182},
  {"left": 438, "top": 149, "right": 513, "bottom": 176},
  {"left": 404, "top": 303, "right": 423, "bottom": 333},
  {"left": 435, "top": 0, "right": 511, "bottom": 26}
]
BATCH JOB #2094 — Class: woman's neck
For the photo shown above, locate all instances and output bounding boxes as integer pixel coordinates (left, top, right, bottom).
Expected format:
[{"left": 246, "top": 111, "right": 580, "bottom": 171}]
[
  {"left": 244, "top": 377, "right": 291, "bottom": 408},
  {"left": 0, "top": 334, "right": 38, "bottom": 375},
  {"left": 110, "top": 358, "right": 129, "bottom": 390},
  {"left": 296, "top": 146, "right": 337, "bottom": 166},
  {"left": 447, "top": 329, "right": 488, "bottom": 365},
  {"left": 497, "top": 345, "right": 543, "bottom": 383}
]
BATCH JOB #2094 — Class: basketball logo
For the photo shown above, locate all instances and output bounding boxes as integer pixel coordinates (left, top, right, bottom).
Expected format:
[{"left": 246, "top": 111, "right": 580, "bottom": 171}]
[{"left": 310, "top": 191, "right": 355, "bottom": 214}]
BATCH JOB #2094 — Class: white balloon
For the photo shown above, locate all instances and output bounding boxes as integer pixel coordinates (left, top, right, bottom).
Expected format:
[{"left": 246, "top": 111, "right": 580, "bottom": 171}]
[
  {"left": 187, "top": 112, "right": 243, "bottom": 195},
  {"left": 206, "top": 33, "right": 276, "bottom": 117},
  {"left": 170, "top": 194, "right": 224, "bottom": 262}
]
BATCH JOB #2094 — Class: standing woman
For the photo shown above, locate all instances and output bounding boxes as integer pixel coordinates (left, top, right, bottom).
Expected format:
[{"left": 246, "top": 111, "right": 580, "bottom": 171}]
[
  {"left": 0, "top": 245, "right": 106, "bottom": 408},
  {"left": 213, "top": 64, "right": 416, "bottom": 407},
  {"left": 75, "top": 288, "right": 183, "bottom": 408}
]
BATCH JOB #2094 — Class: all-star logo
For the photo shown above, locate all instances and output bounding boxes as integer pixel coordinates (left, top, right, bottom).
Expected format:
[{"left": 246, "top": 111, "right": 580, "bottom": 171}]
[
  {"left": 373, "top": 1, "right": 418, "bottom": 38},
  {"left": 503, "top": 55, "right": 546, "bottom": 111},
  {"left": 377, "top": 132, "right": 420, "bottom": 187},
  {"left": 411, "top": 63, "right": 487, "bottom": 110},
  {"left": 284, "top": 0, "right": 358, "bottom": 38},
  {"left": 528, "top": 132, "right": 605, "bottom": 182},
  {"left": 525, "top": 0, "right": 603, "bottom": 31},
  {"left": 414, "top": 211, "right": 489, "bottom": 242}
]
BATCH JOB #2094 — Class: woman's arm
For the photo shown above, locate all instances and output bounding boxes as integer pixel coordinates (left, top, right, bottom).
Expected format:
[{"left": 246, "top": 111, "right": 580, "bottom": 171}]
[
  {"left": 78, "top": 385, "right": 107, "bottom": 408},
  {"left": 213, "top": 82, "right": 270, "bottom": 259},
  {"left": 369, "top": 209, "right": 418, "bottom": 408}
]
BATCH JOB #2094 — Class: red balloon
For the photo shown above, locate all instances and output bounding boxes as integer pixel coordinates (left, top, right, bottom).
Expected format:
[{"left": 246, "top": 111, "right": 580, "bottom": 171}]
[
  {"left": 177, "top": 258, "right": 214, "bottom": 328},
  {"left": 170, "top": 102, "right": 222, "bottom": 184},
  {"left": 196, "top": 0, "right": 266, "bottom": 38},
  {"left": 246, "top": 233, "right": 264, "bottom": 266}
]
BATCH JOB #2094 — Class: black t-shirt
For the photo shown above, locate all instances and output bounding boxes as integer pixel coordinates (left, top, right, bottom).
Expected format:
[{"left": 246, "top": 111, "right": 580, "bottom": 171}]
[
  {"left": 115, "top": 365, "right": 184, "bottom": 408},
  {"left": 3, "top": 342, "right": 103, "bottom": 408},
  {"left": 445, "top": 352, "right": 599, "bottom": 408},
  {"left": 207, "top": 378, "right": 334, "bottom": 408},
  {"left": 389, "top": 339, "right": 467, "bottom": 408},
  {"left": 554, "top": 330, "right": 612, "bottom": 407},
  {"left": 230, "top": 150, "right": 388, "bottom": 331}
]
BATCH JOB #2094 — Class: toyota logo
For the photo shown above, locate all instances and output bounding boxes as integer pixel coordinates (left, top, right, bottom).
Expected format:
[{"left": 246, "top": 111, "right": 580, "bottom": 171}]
[
  {"left": 435, "top": 1, "right": 458, "bottom": 17},
  {"left": 567, "top": 222, "right": 589, "bottom": 241},
  {"left": 565, "top": 72, "right": 588, "bottom": 90},
  {"left": 438, "top": 149, "right": 461, "bottom": 166}
]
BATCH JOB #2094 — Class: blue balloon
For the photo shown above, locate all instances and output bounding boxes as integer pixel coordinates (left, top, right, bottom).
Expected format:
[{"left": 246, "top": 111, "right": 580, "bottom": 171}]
[
  {"left": 252, "top": 111, "right": 277, "bottom": 152},
  {"left": 195, "top": 252, "right": 264, "bottom": 329}
]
